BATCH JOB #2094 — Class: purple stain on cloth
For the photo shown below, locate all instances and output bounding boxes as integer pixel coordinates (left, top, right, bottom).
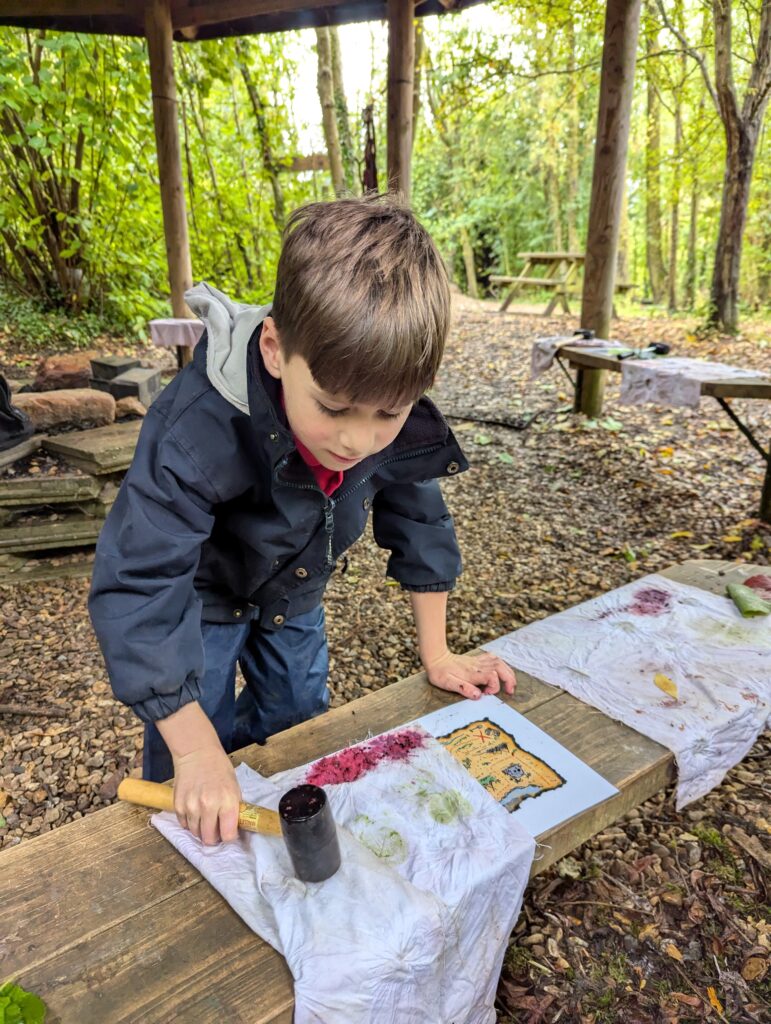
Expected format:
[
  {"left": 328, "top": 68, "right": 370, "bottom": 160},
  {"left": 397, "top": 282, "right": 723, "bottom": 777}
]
[
  {"left": 306, "top": 728, "right": 428, "bottom": 786},
  {"left": 628, "top": 587, "right": 673, "bottom": 616}
]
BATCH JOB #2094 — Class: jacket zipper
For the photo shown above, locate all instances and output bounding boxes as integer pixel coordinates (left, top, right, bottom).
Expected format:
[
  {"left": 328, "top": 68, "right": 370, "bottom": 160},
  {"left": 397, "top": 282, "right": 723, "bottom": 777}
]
[{"left": 275, "top": 441, "right": 444, "bottom": 570}]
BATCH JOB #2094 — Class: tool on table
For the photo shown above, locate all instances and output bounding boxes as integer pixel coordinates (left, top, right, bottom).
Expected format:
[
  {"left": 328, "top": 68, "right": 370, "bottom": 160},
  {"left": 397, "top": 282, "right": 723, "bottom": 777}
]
[
  {"left": 118, "top": 777, "right": 342, "bottom": 882},
  {"left": 279, "top": 784, "right": 342, "bottom": 882},
  {"left": 617, "top": 342, "right": 671, "bottom": 360}
]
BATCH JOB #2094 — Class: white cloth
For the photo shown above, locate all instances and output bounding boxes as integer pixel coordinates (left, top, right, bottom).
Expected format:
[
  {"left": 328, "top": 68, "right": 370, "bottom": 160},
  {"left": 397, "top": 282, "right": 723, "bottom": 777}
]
[
  {"left": 530, "top": 335, "right": 624, "bottom": 379},
  {"left": 153, "top": 728, "right": 535, "bottom": 1023},
  {"left": 484, "top": 574, "right": 771, "bottom": 809},
  {"left": 619, "top": 356, "right": 767, "bottom": 408},
  {"left": 149, "top": 317, "right": 205, "bottom": 349}
]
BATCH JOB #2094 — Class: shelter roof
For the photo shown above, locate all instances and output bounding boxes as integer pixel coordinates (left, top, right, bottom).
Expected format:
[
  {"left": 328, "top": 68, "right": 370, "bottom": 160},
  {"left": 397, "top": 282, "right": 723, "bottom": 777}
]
[{"left": 0, "top": 0, "right": 482, "bottom": 39}]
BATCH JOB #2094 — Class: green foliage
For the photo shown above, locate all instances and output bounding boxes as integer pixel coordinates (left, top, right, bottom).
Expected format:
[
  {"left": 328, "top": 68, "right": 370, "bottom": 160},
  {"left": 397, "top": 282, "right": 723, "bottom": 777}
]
[
  {"left": 0, "top": 982, "right": 47, "bottom": 1024},
  {"left": 0, "top": 284, "right": 123, "bottom": 351},
  {"left": 0, "top": 27, "right": 317, "bottom": 333},
  {"left": 0, "top": 0, "right": 768, "bottom": 333}
]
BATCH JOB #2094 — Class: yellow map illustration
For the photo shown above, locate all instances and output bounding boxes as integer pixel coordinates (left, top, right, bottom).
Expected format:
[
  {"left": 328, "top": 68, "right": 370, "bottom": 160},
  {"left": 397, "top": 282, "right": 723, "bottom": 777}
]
[{"left": 438, "top": 718, "right": 565, "bottom": 810}]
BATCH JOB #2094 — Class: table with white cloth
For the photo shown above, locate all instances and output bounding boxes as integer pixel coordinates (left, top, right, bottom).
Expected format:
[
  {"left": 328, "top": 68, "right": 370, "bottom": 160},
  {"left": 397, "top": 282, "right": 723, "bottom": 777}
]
[
  {"left": 4, "top": 561, "right": 750, "bottom": 1023},
  {"left": 549, "top": 342, "right": 771, "bottom": 522},
  {"left": 149, "top": 317, "right": 205, "bottom": 368}
]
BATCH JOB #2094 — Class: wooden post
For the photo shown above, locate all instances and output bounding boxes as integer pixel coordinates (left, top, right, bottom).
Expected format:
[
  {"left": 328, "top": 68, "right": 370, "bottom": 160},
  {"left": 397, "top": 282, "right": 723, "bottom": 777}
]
[
  {"left": 577, "top": 0, "right": 642, "bottom": 417},
  {"left": 145, "top": 0, "right": 194, "bottom": 367},
  {"left": 386, "top": 0, "right": 415, "bottom": 200}
]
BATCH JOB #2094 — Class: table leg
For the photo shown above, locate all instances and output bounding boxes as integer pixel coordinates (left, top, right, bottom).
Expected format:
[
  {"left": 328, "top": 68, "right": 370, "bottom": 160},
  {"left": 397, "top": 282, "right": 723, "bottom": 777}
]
[
  {"left": 500, "top": 260, "right": 531, "bottom": 312},
  {"left": 761, "top": 445, "right": 771, "bottom": 524},
  {"left": 574, "top": 368, "right": 606, "bottom": 417},
  {"left": 177, "top": 345, "right": 193, "bottom": 369}
]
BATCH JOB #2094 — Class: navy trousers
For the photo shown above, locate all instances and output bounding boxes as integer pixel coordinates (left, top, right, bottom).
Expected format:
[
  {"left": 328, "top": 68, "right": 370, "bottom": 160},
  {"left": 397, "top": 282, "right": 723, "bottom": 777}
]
[{"left": 142, "top": 606, "right": 329, "bottom": 782}]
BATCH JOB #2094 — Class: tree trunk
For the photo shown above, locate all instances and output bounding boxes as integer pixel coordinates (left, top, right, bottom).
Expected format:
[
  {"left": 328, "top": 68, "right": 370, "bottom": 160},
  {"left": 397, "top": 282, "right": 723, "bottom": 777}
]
[
  {"left": 618, "top": 181, "right": 630, "bottom": 282},
  {"left": 645, "top": 24, "right": 667, "bottom": 303},
  {"left": 546, "top": 166, "right": 564, "bottom": 250},
  {"left": 565, "top": 18, "right": 581, "bottom": 251},
  {"left": 460, "top": 225, "right": 478, "bottom": 299},
  {"left": 315, "top": 27, "right": 346, "bottom": 195},
  {"left": 667, "top": 97, "right": 682, "bottom": 311},
  {"left": 236, "top": 39, "right": 285, "bottom": 232},
  {"left": 329, "top": 27, "right": 356, "bottom": 191},
  {"left": 579, "top": 0, "right": 642, "bottom": 416},
  {"left": 709, "top": 125, "right": 759, "bottom": 331},
  {"left": 706, "top": 0, "right": 771, "bottom": 331},
  {"left": 684, "top": 177, "right": 699, "bottom": 309}
]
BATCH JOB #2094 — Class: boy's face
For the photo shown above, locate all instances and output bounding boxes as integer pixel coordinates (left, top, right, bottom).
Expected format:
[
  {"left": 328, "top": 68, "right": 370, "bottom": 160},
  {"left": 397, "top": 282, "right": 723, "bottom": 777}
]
[{"left": 260, "top": 318, "right": 413, "bottom": 471}]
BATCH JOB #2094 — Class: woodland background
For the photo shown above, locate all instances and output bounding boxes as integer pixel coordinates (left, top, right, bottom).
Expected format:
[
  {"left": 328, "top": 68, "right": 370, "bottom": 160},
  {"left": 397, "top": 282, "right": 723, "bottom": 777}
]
[{"left": 0, "top": 0, "right": 769, "bottom": 343}]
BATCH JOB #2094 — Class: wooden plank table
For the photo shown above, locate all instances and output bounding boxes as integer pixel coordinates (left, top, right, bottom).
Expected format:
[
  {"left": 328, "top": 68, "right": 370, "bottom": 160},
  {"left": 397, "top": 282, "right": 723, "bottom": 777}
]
[
  {"left": 491, "top": 253, "right": 633, "bottom": 315},
  {"left": 560, "top": 345, "right": 771, "bottom": 521},
  {"left": 0, "top": 560, "right": 753, "bottom": 1023}
]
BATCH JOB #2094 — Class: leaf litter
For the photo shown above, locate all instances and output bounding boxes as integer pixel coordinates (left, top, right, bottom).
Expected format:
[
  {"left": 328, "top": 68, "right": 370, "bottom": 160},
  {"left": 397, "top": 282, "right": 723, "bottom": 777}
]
[{"left": 1, "top": 296, "right": 769, "bottom": 1020}]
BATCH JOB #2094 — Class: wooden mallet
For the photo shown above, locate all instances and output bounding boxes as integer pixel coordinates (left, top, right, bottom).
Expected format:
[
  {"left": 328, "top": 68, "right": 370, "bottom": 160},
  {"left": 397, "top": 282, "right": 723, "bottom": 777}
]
[{"left": 117, "top": 777, "right": 282, "bottom": 836}]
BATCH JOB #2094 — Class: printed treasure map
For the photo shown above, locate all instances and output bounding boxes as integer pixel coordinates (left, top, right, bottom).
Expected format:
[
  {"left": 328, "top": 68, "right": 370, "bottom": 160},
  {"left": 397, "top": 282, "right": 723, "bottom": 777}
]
[
  {"left": 417, "top": 695, "right": 618, "bottom": 838},
  {"left": 438, "top": 718, "right": 565, "bottom": 810}
]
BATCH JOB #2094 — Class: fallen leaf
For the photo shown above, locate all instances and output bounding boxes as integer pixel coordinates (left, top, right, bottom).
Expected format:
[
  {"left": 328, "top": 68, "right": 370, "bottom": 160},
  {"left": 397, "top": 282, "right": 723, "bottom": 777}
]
[
  {"left": 707, "top": 987, "right": 724, "bottom": 1015},
  {"left": 654, "top": 673, "right": 678, "bottom": 698},
  {"left": 720, "top": 534, "right": 743, "bottom": 543},
  {"left": 670, "top": 530, "right": 694, "bottom": 539},
  {"left": 741, "top": 956, "right": 768, "bottom": 982},
  {"left": 665, "top": 942, "right": 683, "bottom": 961}
]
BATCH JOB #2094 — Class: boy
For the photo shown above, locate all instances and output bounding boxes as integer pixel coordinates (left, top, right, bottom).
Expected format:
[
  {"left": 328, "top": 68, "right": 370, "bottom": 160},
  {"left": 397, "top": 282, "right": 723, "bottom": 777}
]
[{"left": 89, "top": 195, "right": 515, "bottom": 846}]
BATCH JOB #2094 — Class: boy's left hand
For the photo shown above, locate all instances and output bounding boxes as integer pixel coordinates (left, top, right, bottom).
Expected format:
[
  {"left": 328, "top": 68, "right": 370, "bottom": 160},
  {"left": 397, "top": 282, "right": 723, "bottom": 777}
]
[{"left": 423, "top": 650, "right": 516, "bottom": 701}]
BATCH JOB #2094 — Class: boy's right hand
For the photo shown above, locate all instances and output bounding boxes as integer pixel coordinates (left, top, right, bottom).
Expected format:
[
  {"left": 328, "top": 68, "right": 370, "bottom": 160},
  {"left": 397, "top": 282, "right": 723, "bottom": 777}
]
[
  {"left": 155, "top": 700, "right": 242, "bottom": 845},
  {"left": 172, "top": 744, "right": 242, "bottom": 845}
]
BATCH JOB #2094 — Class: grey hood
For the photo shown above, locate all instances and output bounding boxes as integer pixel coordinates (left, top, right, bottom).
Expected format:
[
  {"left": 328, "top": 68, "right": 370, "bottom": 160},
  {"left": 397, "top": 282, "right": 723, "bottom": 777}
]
[{"left": 185, "top": 282, "right": 272, "bottom": 415}]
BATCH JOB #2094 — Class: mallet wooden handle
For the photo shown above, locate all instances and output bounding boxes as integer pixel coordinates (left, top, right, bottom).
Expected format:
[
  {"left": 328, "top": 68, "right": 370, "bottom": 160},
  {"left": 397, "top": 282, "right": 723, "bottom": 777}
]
[{"left": 117, "top": 778, "right": 283, "bottom": 836}]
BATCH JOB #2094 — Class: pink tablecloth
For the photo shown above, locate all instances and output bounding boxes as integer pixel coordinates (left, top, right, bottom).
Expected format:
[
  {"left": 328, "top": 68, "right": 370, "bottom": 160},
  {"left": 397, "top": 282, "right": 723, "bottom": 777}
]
[{"left": 149, "top": 318, "right": 205, "bottom": 349}]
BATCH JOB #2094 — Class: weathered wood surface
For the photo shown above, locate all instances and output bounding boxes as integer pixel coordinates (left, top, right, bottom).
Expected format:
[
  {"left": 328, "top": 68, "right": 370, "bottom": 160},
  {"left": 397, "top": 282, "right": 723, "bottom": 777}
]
[
  {"left": 0, "top": 561, "right": 753, "bottom": 1023},
  {"left": 0, "top": 436, "right": 43, "bottom": 472},
  {"left": 386, "top": 0, "right": 415, "bottom": 198},
  {"left": 42, "top": 421, "right": 141, "bottom": 474},
  {"left": 0, "top": 552, "right": 94, "bottom": 586},
  {"left": 0, "top": 473, "right": 101, "bottom": 507},
  {"left": 0, "top": 512, "right": 103, "bottom": 554},
  {"left": 562, "top": 345, "right": 771, "bottom": 400}
]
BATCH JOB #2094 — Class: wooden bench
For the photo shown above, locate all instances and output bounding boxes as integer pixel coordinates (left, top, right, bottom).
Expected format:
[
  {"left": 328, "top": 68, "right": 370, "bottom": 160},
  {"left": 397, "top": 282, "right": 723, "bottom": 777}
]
[
  {"left": 0, "top": 560, "right": 748, "bottom": 1022},
  {"left": 560, "top": 344, "right": 771, "bottom": 521},
  {"left": 491, "top": 252, "right": 633, "bottom": 316}
]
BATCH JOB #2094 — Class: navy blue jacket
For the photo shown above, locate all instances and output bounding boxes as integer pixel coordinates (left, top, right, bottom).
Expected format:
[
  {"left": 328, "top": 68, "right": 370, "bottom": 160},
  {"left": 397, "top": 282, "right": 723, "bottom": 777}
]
[{"left": 89, "top": 332, "right": 469, "bottom": 724}]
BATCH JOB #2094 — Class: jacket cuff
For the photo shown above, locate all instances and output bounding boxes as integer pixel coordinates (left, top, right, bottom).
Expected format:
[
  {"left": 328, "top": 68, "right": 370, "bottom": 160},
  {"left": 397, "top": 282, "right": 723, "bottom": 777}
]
[
  {"left": 398, "top": 580, "right": 456, "bottom": 593},
  {"left": 129, "top": 674, "right": 203, "bottom": 725}
]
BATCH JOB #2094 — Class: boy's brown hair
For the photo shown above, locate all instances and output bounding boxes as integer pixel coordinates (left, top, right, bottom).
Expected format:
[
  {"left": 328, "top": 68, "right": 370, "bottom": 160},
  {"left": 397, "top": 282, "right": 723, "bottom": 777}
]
[{"left": 271, "top": 194, "right": 450, "bottom": 407}]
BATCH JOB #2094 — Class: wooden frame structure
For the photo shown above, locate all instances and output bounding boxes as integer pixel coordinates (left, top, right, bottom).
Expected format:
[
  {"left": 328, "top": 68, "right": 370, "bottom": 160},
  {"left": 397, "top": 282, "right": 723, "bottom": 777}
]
[{"left": 0, "top": 0, "right": 642, "bottom": 396}]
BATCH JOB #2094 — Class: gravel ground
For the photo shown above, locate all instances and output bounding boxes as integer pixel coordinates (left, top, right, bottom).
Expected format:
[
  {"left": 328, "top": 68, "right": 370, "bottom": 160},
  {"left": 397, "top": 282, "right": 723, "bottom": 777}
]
[{"left": 1, "top": 297, "right": 769, "bottom": 1019}]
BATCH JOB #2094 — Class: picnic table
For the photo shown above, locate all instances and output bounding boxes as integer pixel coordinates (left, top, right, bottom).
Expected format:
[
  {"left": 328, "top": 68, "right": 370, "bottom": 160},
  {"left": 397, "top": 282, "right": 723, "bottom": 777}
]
[
  {"left": 1, "top": 560, "right": 754, "bottom": 1023},
  {"left": 558, "top": 344, "right": 771, "bottom": 522},
  {"left": 490, "top": 252, "right": 633, "bottom": 315}
]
